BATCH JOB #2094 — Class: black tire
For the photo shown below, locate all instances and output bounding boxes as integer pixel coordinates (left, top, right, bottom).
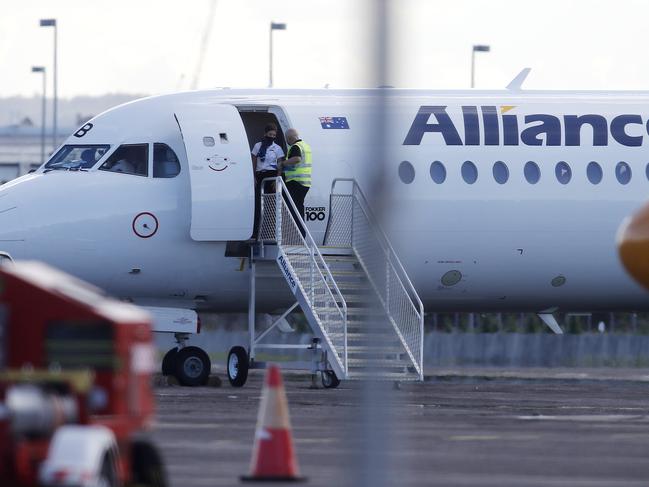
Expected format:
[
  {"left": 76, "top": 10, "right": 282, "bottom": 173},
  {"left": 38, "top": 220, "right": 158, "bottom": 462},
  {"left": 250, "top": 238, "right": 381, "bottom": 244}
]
[
  {"left": 173, "top": 346, "right": 211, "bottom": 386},
  {"left": 99, "top": 452, "right": 119, "bottom": 487},
  {"left": 227, "top": 346, "right": 249, "bottom": 387},
  {"left": 161, "top": 348, "right": 178, "bottom": 376},
  {"left": 131, "top": 438, "right": 167, "bottom": 487},
  {"left": 321, "top": 370, "right": 340, "bottom": 389}
]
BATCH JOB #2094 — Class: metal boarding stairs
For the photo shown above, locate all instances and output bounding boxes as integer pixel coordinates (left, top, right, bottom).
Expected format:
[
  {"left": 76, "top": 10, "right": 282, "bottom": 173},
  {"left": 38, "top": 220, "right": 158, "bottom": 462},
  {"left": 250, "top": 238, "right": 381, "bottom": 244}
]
[{"left": 246, "top": 177, "right": 424, "bottom": 385}]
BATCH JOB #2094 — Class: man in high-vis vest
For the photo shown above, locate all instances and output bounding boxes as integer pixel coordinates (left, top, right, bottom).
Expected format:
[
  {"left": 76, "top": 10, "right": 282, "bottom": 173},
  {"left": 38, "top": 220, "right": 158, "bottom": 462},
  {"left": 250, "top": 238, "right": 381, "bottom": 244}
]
[{"left": 279, "top": 128, "right": 312, "bottom": 236}]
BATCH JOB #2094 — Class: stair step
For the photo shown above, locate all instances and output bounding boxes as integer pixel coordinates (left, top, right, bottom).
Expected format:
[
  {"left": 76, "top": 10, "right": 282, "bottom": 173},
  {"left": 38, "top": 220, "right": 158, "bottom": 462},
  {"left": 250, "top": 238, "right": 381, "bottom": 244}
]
[
  {"left": 314, "top": 307, "right": 386, "bottom": 316},
  {"left": 347, "top": 346, "right": 405, "bottom": 355},
  {"left": 336, "top": 293, "right": 376, "bottom": 303},
  {"left": 322, "top": 254, "right": 358, "bottom": 263},
  {"left": 346, "top": 328, "right": 394, "bottom": 337},
  {"left": 347, "top": 343, "right": 400, "bottom": 350},
  {"left": 328, "top": 279, "right": 368, "bottom": 288},
  {"left": 346, "top": 318, "right": 392, "bottom": 327},
  {"left": 347, "top": 358, "right": 413, "bottom": 367},
  {"left": 346, "top": 328, "right": 393, "bottom": 335},
  {"left": 347, "top": 344, "right": 403, "bottom": 351},
  {"left": 328, "top": 269, "right": 365, "bottom": 277},
  {"left": 330, "top": 330, "right": 396, "bottom": 338},
  {"left": 332, "top": 286, "right": 372, "bottom": 296},
  {"left": 313, "top": 295, "right": 376, "bottom": 305},
  {"left": 328, "top": 333, "right": 397, "bottom": 344},
  {"left": 347, "top": 371, "right": 420, "bottom": 381},
  {"left": 319, "top": 247, "right": 354, "bottom": 256}
]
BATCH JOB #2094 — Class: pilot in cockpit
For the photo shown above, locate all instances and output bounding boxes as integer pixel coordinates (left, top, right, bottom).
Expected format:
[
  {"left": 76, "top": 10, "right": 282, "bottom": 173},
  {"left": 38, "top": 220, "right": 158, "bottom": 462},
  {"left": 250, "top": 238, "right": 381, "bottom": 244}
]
[
  {"left": 80, "top": 149, "right": 96, "bottom": 169},
  {"left": 107, "top": 147, "right": 138, "bottom": 174},
  {"left": 111, "top": 158, "right": 135, "bottom": 174},
  {"left": 97, "top": 143, "right": 147, "bottom": 176}
]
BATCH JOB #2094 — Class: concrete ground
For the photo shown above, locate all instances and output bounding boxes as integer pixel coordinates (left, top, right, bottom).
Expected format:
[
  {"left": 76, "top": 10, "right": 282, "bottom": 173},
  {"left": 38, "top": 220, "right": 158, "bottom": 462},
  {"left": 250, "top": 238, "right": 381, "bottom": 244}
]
[{"left": 152, "top": 368, "right": 649, "bottom": 487}]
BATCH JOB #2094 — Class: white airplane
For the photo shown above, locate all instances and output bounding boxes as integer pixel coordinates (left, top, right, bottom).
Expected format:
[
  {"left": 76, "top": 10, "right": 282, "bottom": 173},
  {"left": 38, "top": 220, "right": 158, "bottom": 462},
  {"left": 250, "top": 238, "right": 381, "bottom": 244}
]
[{"left": 1, "top": 84, "right": 648, "bottom": 385}]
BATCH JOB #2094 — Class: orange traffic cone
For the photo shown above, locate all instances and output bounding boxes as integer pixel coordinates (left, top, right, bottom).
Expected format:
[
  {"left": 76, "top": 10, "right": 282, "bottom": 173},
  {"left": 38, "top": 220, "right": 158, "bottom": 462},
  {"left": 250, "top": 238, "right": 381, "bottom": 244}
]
[{"left": 241, "top": 364, "right": 306, "bottom": 482}]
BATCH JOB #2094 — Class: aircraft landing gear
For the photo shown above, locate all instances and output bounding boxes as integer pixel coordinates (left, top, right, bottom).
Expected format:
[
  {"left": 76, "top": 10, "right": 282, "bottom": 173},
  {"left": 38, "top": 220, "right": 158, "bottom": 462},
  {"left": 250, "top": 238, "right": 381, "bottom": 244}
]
[
  {"left": 227, "top": 346, "right": 249, "bottom": 387},
  {"left": 161, "top": 347, "right": 178, "bottom": 376},
  {"left": 321, "top": 370, "right": 340, "bottom": 389},
  {"left": 161, "top": 333, "right": 211, "bottom": 386}
]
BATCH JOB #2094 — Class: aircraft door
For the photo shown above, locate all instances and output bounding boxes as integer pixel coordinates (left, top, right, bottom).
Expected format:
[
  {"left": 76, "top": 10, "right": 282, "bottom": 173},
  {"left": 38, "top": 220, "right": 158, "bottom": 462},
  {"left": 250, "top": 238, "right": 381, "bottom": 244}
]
[{"left": 175, "top": 104, "right": 254, "bottom": 241}]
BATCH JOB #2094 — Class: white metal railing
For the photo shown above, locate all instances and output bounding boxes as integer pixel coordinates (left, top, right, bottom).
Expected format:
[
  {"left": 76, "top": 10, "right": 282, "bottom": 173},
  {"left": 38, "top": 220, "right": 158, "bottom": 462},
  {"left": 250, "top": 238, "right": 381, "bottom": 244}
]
[
  {"left": 259, "top": 177, "right": 348, "bottom": 376},
  {"left": 324, "top": 178, "right": 424, "bottom": 379}
]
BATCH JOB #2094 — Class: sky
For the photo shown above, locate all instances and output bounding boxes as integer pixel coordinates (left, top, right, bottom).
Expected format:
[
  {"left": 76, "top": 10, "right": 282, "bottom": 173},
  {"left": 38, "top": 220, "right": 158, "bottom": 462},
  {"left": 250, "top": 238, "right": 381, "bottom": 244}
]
[{"left": 2, "top": 0, "right": 649, "bottom": 98}]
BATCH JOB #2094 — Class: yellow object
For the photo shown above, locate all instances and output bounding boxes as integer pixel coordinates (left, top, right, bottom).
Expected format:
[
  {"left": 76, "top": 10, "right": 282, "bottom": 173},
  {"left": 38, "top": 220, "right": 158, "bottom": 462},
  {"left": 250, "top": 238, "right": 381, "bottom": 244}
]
[
  {"left": 0, "top": 369, "right": 95, "bottom": 393},
  {"left": 618, "top": 201, "right": 649, "bottom": 291},
  {"left": 284, "top": 140, "right": 312, "bottom": 187}
]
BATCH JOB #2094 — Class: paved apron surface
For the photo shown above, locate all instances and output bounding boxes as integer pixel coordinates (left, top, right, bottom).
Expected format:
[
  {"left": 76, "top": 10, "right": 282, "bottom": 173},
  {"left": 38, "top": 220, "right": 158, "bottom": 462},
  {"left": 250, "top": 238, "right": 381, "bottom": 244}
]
[{"left": 153, "top": 369, "right": 649, "bottom": 486}]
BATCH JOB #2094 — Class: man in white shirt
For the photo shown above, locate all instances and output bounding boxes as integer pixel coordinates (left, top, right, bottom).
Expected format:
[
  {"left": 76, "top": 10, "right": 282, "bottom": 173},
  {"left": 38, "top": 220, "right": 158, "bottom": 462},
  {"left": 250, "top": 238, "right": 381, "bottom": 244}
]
[{"left": 251, "top": 123, "right": 285, "bottom": 238}]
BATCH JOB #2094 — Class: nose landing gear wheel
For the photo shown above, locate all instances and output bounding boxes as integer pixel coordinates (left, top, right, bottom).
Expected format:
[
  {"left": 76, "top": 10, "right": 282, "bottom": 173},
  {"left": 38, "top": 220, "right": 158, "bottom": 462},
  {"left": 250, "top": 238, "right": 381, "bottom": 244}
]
[
  {"left": 173, "top": 346, "right": 211, "bottom": 386},
  {"left": 227, "top": 346, "right": 249, "bottom": 387},
  {"left": 321, "top": 370, "right": 340, "bottom": 389}
]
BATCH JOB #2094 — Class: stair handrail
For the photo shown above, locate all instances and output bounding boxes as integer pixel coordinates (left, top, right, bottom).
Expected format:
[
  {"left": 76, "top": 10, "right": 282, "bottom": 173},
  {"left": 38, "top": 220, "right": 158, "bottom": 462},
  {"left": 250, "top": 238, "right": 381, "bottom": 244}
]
[
  {"left": 260, "top": 176, "right": 348, "bottom": 375},
  {"left": 326, "top": 178, "right": 424, "bottom": 379}
]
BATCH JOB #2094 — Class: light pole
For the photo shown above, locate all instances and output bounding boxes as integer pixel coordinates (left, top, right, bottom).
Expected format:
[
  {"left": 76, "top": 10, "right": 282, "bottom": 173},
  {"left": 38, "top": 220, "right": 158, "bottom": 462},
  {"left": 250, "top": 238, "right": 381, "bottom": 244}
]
[
  {"left": 31, "top": 67, "right": 47, "bottom": 165},
  {"left": 39, "top": 18, "right": 57, "bottom": 152},
  {"left": 471, "top": 44, "right": 490, "bottom": 88},
  {"left": 269, "top": 22, "right": 286, "bottom": 88}
]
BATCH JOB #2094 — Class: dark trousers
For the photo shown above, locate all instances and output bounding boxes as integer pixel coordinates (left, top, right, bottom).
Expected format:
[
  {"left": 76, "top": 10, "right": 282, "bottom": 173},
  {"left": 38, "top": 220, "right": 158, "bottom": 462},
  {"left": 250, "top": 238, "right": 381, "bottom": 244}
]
[
  {"left": 253, "top": 170, "right": 277, "bottom": 238},
  {"left": 284, "top": 180, "right": 310, "bottom": 237}
]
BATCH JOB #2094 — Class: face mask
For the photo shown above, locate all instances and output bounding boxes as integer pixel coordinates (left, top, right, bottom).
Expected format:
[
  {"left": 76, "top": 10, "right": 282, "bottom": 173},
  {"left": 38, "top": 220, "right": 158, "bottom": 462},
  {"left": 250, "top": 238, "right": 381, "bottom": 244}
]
[{"left": 264, "top": 135, "right": 275, "bottom": 142}]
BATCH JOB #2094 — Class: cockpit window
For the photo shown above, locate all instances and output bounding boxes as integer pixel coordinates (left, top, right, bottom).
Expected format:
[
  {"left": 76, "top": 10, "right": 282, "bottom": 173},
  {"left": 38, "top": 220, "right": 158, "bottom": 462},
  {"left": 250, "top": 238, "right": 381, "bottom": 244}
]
[
  {"left": 45, "top": 145, "right": 110, "bottom": 170},
  {"left": 99, "top": 144, "right": 148, "bottom": 176},
  {"left": 153, "top": 143, "right": 181, "bottom": 178}
]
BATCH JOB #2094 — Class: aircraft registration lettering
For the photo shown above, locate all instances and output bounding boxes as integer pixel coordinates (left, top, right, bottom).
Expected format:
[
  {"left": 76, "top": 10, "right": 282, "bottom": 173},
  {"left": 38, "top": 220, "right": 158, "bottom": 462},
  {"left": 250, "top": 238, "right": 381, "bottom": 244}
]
[{"left": 73, "top": 123, "right": 93, "bottom": 138}]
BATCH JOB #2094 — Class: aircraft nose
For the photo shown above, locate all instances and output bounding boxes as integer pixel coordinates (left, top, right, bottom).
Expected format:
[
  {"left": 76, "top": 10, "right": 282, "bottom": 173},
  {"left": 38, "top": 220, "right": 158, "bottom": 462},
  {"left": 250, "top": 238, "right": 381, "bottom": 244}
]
[
  {"left": 618, "top": 202, "right": 649, "bottom": 291},
  {"left": 0, "top": 189, "right": 23, "bottom": 252}
]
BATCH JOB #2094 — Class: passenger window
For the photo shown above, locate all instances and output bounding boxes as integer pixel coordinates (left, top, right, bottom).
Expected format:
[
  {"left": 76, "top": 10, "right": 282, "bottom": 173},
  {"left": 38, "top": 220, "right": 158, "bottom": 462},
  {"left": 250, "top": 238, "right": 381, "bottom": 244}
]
[
  {"left": 461, "top": 161, "right": 478, "bottom": 184},
  {"left": 100, "top": 144, "right": 148, "bottom": 176},
  {"left": 587, "top": 161, "right": 603, "bottom": 184},
  {"left": 153, "top": 143, "right": 181, "bottom": 178},
  {"left": 398, "top": 161, "right": 415, "bottom": 184},
  {"left": 524, "top": 161, "right": 540, "bottom": 184},
  {"left": 429, "top": 161, "right": 446, "bottom": 184},
  {"left": 555, "top": 161, "right": 572, "bottom": 185},
  {"left": 492, "top": 161, "right": 509, "bottom": 184},
  {"left": 616, "top": 161, "right": 631, "bottom": 185}
]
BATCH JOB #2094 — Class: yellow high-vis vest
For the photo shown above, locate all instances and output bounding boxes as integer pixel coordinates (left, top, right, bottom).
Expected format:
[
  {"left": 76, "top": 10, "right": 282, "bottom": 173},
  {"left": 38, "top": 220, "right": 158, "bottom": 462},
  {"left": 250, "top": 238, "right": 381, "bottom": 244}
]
[{"left": 284, "top": 140, "right": 312, "bottom": 187}]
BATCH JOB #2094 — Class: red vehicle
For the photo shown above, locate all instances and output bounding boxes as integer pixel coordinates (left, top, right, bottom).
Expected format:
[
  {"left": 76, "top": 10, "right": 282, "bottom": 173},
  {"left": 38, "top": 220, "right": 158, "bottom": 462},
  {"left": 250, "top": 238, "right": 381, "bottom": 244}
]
[{"left": 0, "top": 261, "right": 166, "bottom": 487}]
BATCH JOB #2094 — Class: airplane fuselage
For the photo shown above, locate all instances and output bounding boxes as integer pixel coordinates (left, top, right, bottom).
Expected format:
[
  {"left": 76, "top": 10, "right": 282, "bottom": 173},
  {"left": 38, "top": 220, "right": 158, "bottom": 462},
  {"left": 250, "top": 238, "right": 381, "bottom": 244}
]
[{"left": 0, "top": 89, "right": 647, "bottom": 314}]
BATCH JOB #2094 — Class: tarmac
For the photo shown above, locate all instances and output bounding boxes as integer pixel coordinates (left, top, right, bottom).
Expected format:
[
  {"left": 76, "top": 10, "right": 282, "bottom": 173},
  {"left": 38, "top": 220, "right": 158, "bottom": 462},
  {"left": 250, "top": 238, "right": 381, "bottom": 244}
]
[{"left": 152, "top": 367, "right": 649, "bottom": 487}]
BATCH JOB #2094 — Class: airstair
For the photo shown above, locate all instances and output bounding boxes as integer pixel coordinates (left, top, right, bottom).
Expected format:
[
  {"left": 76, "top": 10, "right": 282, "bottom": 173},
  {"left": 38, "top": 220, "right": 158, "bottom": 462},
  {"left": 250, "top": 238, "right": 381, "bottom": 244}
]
[{"left": 232, "top": 177, "right": 424, "bottom": 387}]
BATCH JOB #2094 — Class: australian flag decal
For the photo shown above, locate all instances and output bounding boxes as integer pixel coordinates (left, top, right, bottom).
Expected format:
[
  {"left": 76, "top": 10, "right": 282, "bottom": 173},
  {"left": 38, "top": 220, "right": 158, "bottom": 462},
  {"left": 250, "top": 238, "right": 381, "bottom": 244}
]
[{"left": 319, "top": 116, "right": 349, "bottom": 129}]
